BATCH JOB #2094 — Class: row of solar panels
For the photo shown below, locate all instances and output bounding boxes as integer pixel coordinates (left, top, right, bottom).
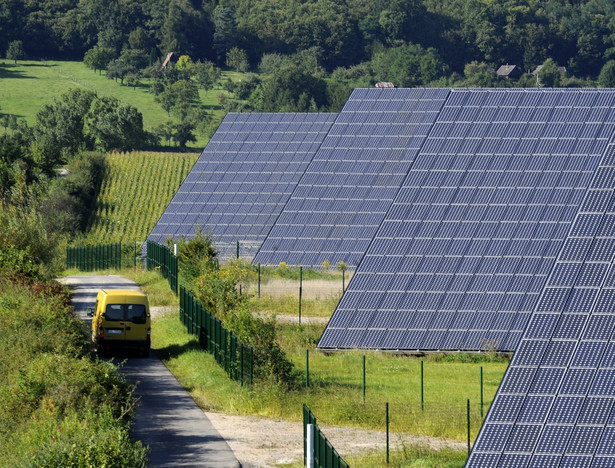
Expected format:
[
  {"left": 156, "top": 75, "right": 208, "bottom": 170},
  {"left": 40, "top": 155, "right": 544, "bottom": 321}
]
[{"left": 149, "top": 87, "right": 615, "bottom": 465}]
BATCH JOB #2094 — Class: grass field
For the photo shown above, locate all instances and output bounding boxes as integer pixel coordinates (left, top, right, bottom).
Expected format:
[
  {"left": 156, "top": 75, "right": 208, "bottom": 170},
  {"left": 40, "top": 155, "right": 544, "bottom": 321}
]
[
  {"left": 0, "top": 60, "right": 241, "bottom": 148},
  {"left": 84, "top": 151, "right": 199, "bottom": 245}
]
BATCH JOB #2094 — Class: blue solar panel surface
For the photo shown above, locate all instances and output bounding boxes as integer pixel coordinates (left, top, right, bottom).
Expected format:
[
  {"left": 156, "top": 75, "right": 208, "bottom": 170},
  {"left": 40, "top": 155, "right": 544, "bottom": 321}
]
[
  {"left": 467, "top": 135, "right": 615, "bottom": 467},
  {"left": 147, "top": 113, "right": 336, "bottom": 259},
  {"left": 319, "top": 89, "right": 615, "bottom": 353},
  {"left": 253, "top": 88, "right": 449, "bottom": 268}
]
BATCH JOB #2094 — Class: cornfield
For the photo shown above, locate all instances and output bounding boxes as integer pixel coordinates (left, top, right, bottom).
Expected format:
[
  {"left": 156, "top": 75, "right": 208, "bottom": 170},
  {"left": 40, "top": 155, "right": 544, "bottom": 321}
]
[{"left": 85, "top": 151, "right": 199, "bottom": 245}]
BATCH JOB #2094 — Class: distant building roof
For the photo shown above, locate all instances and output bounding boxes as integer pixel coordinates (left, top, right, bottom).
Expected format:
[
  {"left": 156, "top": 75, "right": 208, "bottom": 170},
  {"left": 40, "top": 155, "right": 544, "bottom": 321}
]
[
  {"left": 161, "top": 52, "right": 174, "bottom": 70},
  {"left": 375, "top": 82, "right": 395, "bottom": 88},
  {"left": 532, "top": 65, "right": 567, "bottom": 75},
  {"left": 496, "top": 64, "right": 521, "bottom": 77}
]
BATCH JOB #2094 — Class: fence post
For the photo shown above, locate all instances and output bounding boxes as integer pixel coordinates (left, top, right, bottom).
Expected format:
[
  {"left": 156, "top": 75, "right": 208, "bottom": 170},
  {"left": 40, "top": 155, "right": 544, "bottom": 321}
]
[
  {"left": 362, "top": 354, "right": 366, "bottom": 403},
  {"left": 258, "top": 262, "right": 261, "bottom": 298},
  {"left": 480, "top": 366, "right": 484, "bottom": 419},
  {"left": 386, "top": 402, "right": 390, "bottom": 464},
  {"left": 299, "top": 266, "right": 303, "bottom": 325},
  {"left": 236, "top": 240, "right": 239, "bottom": 259},
  {"left": 467, "top": 399, "right": 471, "bottom": 457},
  {"left": 306, "top": 423, "right": 314, "bottom": 468},
  {"left": 421, "top": 360, "right": 424, "bottom": 411},
  {"left": 306, "top": 349, "right": 310, "bottom": 388}
]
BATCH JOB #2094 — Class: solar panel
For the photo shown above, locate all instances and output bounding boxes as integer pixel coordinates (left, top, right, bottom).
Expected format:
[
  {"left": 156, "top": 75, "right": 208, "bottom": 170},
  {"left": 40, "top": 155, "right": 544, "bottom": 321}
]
[
  {"left": 468, "top": 135, "right": 615, "bottom": 466},
  {"left": 319, "top": 89, "right": 615, "bottom": 353},
  {"left": 147, "top": 113, "right": 336, "bottom": 259},
  {"left": 253, "top": 88, "right": 449, "bottom": 268}
]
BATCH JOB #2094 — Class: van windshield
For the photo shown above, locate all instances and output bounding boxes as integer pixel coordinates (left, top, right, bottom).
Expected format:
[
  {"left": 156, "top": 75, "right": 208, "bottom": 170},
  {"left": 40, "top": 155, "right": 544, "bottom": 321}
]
[{"left": 105, "top": 304, "right": 147, "bottom": 323}]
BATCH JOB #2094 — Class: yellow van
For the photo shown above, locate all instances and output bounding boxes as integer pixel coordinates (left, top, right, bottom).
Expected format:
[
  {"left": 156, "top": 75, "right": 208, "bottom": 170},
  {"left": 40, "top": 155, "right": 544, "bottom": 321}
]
[{"left": 89, "top": 289, "right": 151, "bottom": 357}]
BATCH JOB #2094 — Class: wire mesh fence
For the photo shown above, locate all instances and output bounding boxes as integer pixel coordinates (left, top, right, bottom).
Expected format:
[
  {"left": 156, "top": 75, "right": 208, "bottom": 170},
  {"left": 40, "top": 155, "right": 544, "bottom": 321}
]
[
  {"left": 66, "top": 243, "right": 122, "bottom": 271},
  {"left": 146, "top": 240, "right": 178, "bottom": 294},
  {"left": 180, "top": 285, "right": 253, "bottom": 385}
]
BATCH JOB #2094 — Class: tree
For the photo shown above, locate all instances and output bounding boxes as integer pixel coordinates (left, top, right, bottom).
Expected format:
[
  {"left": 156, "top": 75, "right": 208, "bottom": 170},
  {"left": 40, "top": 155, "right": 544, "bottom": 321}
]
[
  {"left": 213, "top": 5, "right": 237, "bottom": 63},
  {"left": 34, "top": 88, "right": 97, "bottom": 163},
  {"left": 156, "top": 79, "right": 200, "bottom": 120},
  {"left": 538, "top": 58, "right": 561, "bottom": 87},
  {"left": 463, "top": 61, "right": 497, "bottom": 87},
  {"left": 106, "top": 59, "right": 136, "bottom": 85},
  {"left": 226, "top": 47, "right": 249, "bottom": 72},
  {"left": 125, "top": 73, "right": 141, "bottom": 90},
  {"left": 598, "top": 61, "right": 615, "bottom": 88},
  {"left": 83, "top": 46, "right": 115, "bottom": 74},
  {"left": 85, "top": 96, "right": 147, "bottom": 151},
  {"left": 6, "top": 40, "right": 25, "bottom": 64},
  {"left": 371, "top": 44, "right": 445, "bottom": 87},
  {"left": 171, "top": 121, "right": 196, "bottom": 147},
  {"left": 194, "top": 60, "right": 221, "bottom": 94}
]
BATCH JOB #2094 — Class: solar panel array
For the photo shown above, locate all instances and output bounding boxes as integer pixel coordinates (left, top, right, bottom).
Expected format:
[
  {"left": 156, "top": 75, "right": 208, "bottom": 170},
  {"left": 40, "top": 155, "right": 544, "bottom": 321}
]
[
  {"left": 319, "top": 89, "right": 615, "bottom": 353},
  {"left": 147, "top": 113, "right": 336, "bottom": 259},
  {"left": 467, "top": 136, "right": 615, "bottom": 467},
  {"left": 253, "top": 88, "right": 449, "bottom": 268}
]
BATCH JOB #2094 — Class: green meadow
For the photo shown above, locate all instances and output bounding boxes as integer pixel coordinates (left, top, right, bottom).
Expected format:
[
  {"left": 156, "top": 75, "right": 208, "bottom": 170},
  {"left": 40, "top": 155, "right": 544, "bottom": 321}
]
[{"left": 0, "top": 60, "right": 239, "bottom": 148}]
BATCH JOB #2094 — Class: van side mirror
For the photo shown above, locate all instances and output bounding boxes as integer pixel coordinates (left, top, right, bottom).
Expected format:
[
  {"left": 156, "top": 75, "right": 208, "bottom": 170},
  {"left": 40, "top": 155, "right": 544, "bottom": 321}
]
[{"left": 87, "top": 307, "right": 95, "bottom": 317}]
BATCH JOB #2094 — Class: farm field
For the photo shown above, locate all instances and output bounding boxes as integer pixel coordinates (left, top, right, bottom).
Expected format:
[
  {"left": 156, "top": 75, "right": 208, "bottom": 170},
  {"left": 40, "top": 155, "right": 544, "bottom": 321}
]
[
  {"left": 84, "top": 151, "right": 199, "bottom": 246},
  {"left": 0, "top": 60, "right": 240, "bottom": 148}
]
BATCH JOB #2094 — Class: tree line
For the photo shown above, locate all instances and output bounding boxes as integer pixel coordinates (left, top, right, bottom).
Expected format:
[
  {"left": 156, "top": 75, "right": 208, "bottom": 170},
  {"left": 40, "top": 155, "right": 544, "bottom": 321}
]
[
  {"left": 4, "top": 1, "right": 615, "bottom": 126},
  {"left": 3, "top": 0, "right": 615, "bottom": 79}
]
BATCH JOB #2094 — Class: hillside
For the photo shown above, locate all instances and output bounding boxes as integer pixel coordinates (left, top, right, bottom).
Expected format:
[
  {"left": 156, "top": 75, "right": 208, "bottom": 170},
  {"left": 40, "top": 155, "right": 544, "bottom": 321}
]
[
  {"left": 0, "top": 60, "right": 237, "bottom": 149},
  {"left": 84, "top": 151, "right": 199, "bottom": 245}
]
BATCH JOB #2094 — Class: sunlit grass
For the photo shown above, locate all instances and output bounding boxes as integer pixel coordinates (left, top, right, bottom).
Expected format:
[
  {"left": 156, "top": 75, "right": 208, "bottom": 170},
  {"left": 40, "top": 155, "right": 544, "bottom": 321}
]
[
  {"left": 0, "top": 60, "right": 245, "bottom": 148},
  {"left": 151, "top": 310, "right": 508, "bottom": 442}
]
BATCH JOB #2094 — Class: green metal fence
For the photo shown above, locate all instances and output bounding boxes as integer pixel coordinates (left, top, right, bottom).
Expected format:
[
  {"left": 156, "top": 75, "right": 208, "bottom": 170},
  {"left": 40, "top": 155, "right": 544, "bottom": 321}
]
[
  {"left": 66, "top": 243, "right": 122, "bottom": 271},
  {"left": 303, "top": 404, "right": 349, "bottom": 468},
  {"left": 146, "top": 240, "right": 178, "bottom": 294},
  {"left": 180, "top": 285, "right": 253, "bottom": 386}
]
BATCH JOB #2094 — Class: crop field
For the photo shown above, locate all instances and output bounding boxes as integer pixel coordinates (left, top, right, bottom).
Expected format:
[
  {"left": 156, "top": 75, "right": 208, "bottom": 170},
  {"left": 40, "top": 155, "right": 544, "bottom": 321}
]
[
  {"left": 84, "top": 151, "right": 199, "bottom": 245},
  {"left": 0, "top": 60, "right": 240, "bottom": 148}
]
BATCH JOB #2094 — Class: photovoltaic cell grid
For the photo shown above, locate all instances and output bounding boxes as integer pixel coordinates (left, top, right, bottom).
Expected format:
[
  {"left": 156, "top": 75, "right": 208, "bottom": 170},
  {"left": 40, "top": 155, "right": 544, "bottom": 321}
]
[
  {"left": 319, "top": 89, "right": 615, "bottom": 353},
  {"left": 467, "top": 135, "right": 615, "bottom": 467},
  {"left": 147, "top": 113, "right": 336, "bottom": 259},
  {"left": 253, "top": 88, "right": 449, "bottom": 268}
]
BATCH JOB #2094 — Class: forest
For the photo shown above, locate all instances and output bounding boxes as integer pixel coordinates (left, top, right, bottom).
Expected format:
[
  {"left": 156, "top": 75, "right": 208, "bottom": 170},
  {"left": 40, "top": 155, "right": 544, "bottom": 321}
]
[{"left": 3, "top": 0, "right": 615, "bottom": 115}]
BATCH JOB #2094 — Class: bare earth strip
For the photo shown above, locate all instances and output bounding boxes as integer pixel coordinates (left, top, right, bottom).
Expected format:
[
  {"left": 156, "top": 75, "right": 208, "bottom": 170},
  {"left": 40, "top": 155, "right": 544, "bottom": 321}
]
[{"left": 205, "top": 411, "right": 466, "bottom": 468}]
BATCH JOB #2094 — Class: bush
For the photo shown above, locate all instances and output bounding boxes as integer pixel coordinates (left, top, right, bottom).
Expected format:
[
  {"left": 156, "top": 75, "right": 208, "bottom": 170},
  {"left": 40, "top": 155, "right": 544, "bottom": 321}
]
[
  {"left": 194, "top": 258, "right": 296, "bottom": 387},
  {"left": 0, "top": 277, "right": 148, "bottom": 466}
]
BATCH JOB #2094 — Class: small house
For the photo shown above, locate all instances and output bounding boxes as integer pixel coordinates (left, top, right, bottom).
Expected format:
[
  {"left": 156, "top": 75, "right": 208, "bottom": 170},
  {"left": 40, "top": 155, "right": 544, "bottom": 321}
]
[{"left": 496, "top": 64, "right": 522, "bottom": 81}]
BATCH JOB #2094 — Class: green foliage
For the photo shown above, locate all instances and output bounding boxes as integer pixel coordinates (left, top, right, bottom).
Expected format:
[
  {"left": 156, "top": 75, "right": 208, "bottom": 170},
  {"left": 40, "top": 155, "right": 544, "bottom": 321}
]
[
  {"left": 34, "top": 88, "right": 148, "bottom": 163},
  {"left": 83, "top": 45, "right": 115, "bottom": 74},
  {"left": 463, "top": 61, "right": 497, "bottom": 87},
  {"left": 258, "top": 53, "right": 289, "bottom": 74},
  {"left": 6, "top": 40, "right": 25, "bottom": 63},
  {"left": 0, "top": 201, "right": 65, "bottom": 279},
  {"left": 86, "top": 97, "right": 149, "bottom": 151},
  {"left": 0, "top": 277, "right": 147, "bottom": 466},
  {"left": 538, "top": 58, "right": 562, "bottom": 87},
  {"left": 193, "top": 258, "right": 296, "bottom": 386},
  {"left": 171, "top": 227, "right": 218, "bottom": 287},
  {"left": 371, "top": 44, "right": 445, "bottom": 87},
  {"left": 44, "top": 151, "right": 106, "bottom": 235},
  {"left": 599, "top": 60, "right": 615, "bottom": 88},
  {"left": 226, "top": 47, "right": 249, "bottom": 72},
  {"left": 252, "top": 64, "right": 326, "bottom": 112}
]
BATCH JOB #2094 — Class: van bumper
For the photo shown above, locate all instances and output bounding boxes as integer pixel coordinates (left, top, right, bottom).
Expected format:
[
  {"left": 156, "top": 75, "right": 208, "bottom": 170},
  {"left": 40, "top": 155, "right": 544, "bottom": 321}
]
[{"left": 96, "top": 338, "right": 151, "bottom": 352}]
